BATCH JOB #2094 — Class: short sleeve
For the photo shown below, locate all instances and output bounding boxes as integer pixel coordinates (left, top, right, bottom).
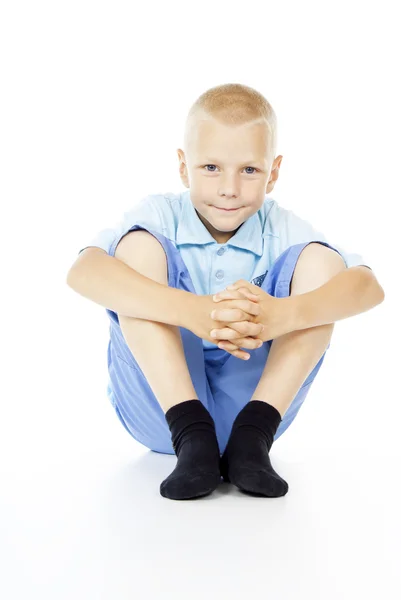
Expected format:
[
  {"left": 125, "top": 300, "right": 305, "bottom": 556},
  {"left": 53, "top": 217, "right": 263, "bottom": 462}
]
[
  {"left": 277, "top": 206, "right": 372, "bottom": 270},
  {"left": 78, "top": 196, "right": 164, "bottom": 256}
]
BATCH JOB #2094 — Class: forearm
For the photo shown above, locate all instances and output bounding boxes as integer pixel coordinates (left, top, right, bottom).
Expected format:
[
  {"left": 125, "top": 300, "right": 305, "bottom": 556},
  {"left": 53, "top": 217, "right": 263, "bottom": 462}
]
[
  {"left": 290, "top": 266, "right": 385, "bottom": 331},
  {"left": 66, "top": 248, "right": 193, "bottom": 327}
]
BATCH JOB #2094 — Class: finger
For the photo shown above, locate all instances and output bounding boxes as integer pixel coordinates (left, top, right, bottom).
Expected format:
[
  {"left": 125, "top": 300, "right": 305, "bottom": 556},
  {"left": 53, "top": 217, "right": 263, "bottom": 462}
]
[
  {"left": 217, "top": 330, "right": 263, "bottom": 349},
  {"left": 218, "top": 328, "right": 260, "bottom": 345},
  {"left": 218, "top": 339, "right": 259, "bottom": 356},
  {"left": 210, "top": 322, "right": 240, "bottom": 341},
  {"left": 219, "top": 341, "right": 248, "bottom": 357},
  {"left": 210, "top": 327, "right": 235, "bottom": 340},
  {"left": 245, "top": 299, "right": 261, "bottom": 316},
  {"left": 211, "top": 304, "right": 260, "bottom": 323},
  {"left": 219, "top": 337, "right": 263, "bottom": 350},
  {"left": 229, "top": 282, "right": 259, "bottom": 295},
  {"left": 232, "top": 306, "right": 261, "bottom": 321},
  {"left": 213, "top": 289, "right": 259, "bottom": 302},
  {"left": 226, "top": 346, "right": 251, "bottom": 360},
  {"left": 224, "top": 320, "right": 264, "bottom": 337},
  {"left": 216, "top": 338, "right": 249, "bottom": 358},
  {"left": 245, "top": 322, "right": 265, "bottom": 338},
  {"left": 238, "top": 287, "right": 260, "bottom": 300}
]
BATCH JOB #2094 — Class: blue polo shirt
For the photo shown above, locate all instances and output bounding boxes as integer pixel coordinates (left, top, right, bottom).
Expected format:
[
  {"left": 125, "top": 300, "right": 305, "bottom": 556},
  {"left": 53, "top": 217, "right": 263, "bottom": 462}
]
[{"left": 79, "top": 190, "right": 371, "bottom": 296}]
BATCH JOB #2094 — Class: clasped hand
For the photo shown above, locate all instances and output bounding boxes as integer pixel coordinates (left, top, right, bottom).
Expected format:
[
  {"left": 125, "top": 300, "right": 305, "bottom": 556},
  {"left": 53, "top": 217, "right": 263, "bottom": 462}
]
[
  {"left": 210, "top": 279, "right": 292, "bottom": 358},
  {"left": 190, "top": 279, "right": 292, "bottom": 361}
]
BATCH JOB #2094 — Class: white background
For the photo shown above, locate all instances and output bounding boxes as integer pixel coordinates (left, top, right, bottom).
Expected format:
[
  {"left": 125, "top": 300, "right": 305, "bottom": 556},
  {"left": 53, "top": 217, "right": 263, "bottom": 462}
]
[{"left": 1, "top": 1, "right": 399, "bottom": 599}]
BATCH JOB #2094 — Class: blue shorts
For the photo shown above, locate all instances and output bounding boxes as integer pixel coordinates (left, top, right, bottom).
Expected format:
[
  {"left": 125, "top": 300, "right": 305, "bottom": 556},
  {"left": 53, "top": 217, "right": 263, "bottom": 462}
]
[{"left": 104, "top": 225, "right": 340, "bottom": 455}]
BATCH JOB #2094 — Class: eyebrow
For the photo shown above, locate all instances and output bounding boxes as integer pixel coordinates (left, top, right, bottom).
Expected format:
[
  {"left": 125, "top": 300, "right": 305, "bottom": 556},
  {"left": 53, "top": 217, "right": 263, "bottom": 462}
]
[{"left": 202, "top": 157, "right": 264, "bottom": 166}]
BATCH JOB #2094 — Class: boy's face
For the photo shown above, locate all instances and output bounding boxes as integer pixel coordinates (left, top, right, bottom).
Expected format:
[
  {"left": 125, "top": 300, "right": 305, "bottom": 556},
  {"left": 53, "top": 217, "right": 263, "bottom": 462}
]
[{"left": 177, "top": 117, "right": 282, "bottom": 244}]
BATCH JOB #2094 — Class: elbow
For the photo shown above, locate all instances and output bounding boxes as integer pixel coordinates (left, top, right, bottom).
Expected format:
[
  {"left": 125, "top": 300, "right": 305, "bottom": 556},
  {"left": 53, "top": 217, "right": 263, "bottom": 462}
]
[
  {"left": 374, "top": 283, "right": 385, "bottom": 305},
  {"left": 364, "top": 270, "right": 385, "bottom": 304},
  {"left": 66, "top": 249, "right": 94, "bottom": 288},
  {"left": 374, "top": 278, "right": 385, "bottom": 302},
  {"left": 66, "top": 269, "right": 74, "bottom": 287},
  {"left": 66, "top": 269, "right": 76, "bottom": 289},
  {"left": 66, "top": 266, "right": 83, "bottom": 290}
]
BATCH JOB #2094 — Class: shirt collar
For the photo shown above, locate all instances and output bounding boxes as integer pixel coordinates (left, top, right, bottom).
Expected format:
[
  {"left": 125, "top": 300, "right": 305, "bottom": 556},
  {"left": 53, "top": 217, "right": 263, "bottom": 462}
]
[{"left": 176, "top": 190, "right": 264, "bottom": 257}]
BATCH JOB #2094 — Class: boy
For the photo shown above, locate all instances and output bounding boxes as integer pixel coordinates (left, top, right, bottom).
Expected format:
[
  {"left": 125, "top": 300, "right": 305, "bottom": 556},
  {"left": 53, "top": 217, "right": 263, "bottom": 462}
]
[{"left": 67, "top": 83, "right": 385, "bottom": 501}]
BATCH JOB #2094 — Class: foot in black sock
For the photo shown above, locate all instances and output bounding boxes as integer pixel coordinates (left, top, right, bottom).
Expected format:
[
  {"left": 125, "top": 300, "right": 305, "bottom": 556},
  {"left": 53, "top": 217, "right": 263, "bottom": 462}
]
[
  {"left": 160, "top": 399, "right": 222, "bottom": 500},
  {"left": 220, "top": 400, "right": 289, "bottom": 497}
]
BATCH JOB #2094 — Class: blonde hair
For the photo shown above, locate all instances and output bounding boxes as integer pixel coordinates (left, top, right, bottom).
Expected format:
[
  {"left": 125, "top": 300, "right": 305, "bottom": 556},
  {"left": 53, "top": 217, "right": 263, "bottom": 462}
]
[{"left": 184, "top": 83, "right": 278, "bottom": 159}]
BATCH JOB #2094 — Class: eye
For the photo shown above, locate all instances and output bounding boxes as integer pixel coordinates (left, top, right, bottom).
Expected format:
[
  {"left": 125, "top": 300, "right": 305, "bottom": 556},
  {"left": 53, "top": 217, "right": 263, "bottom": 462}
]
[{"left": 203, "top": 164, "right": 258, "bottom": 174}]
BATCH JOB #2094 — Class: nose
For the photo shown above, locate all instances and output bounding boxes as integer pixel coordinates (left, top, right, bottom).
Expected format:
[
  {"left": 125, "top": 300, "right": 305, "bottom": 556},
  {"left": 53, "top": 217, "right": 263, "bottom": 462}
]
[{"left": 218, "top": 177, "right": 240, "bottom": 198}]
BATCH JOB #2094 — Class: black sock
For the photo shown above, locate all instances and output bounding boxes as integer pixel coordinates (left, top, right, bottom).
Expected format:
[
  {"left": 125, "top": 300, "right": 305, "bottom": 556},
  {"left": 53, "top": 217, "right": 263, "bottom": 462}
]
[
  {"left": 160, "top": 399, "right": 221, "bottom": 500},
  {"left": 220, "top": 400, "right": 289, "bottom": 497}
]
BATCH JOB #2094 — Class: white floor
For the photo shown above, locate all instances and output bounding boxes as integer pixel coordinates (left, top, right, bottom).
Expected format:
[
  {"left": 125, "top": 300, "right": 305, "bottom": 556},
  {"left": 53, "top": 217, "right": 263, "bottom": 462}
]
[
  {"left": 2, "top": 390, "right": 400, "bottom": 599},
  {"left": 2, "top": 302, "right": 398, "bottom": 599}
]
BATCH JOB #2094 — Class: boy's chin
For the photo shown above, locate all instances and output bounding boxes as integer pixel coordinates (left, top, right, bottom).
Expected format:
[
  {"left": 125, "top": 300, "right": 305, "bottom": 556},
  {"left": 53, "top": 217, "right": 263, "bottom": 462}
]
[{"left": 212, "top": 224, "right": 243, "bottom": 239}]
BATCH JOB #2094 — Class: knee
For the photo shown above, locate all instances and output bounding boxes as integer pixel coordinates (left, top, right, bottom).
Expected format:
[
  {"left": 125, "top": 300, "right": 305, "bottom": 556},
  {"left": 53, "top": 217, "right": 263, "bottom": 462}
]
[
  {"left": 290, "top": 242, "right": 346, "bottom": 295},
  {"left": 114, "top": 229, "right": 168, "bottom": 286}
]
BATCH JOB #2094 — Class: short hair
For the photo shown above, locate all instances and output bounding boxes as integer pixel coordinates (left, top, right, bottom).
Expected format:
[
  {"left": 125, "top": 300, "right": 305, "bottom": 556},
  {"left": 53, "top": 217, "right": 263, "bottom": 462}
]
[{"left": 183, "top": 83, "right": 278, "bottom": 160}]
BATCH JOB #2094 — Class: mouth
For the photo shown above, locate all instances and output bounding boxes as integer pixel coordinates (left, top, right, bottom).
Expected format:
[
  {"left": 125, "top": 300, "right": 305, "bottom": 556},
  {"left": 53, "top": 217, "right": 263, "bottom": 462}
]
[{"left": 212, "top": 206, "right": 242, "bottom": 212}]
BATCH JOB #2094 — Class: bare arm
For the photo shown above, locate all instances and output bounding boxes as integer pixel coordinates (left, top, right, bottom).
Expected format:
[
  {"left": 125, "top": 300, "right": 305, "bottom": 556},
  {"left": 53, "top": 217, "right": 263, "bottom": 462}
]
[{"left": 66, "top": 246, "right": 194, "bottom": 328}]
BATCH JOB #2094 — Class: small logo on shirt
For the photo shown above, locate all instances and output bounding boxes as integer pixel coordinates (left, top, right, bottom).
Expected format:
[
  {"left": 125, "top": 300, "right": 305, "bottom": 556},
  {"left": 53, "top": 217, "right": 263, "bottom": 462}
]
[{"left": 251, "top": 272, "right": 267, "bottom": 287}]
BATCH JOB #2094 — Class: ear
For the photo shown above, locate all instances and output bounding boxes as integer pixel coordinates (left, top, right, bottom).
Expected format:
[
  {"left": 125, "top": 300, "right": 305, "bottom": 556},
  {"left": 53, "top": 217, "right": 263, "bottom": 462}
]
[
  {"left": 177, "top": 149, "right": 190, "bottom": 188},
  {"left": 266, "top": 155, "right": 283, "bottom": 194}
]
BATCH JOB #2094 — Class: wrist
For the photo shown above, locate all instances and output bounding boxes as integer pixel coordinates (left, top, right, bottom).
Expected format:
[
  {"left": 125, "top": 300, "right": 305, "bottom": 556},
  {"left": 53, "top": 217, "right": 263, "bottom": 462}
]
[
  {"left": 284, "top": 295, "right": 305, "bottom": 333},
  {"left": 259, "top": 294, "right": 303, "bottom": 340},
  {"left": 172, "top": 289, "right": 198, "bottom": 329}
]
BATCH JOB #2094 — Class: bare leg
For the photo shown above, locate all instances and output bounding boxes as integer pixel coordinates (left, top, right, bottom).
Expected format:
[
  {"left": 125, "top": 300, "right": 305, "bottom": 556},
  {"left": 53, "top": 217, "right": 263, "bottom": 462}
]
[
  {"left": 115, "top": 230, "right": 198, "bottom": 413},
  {"left": 220, "top": 244, "right": 347, "bottom": 497},
  {"left": 115, "top": 231, "right": 221, "bottom": 500},
  {"left": 250, "top": 323, "right": 334, "bottom": 417},
  {"left": 251, "top": 243, "right": 346, "bottom": 417}
]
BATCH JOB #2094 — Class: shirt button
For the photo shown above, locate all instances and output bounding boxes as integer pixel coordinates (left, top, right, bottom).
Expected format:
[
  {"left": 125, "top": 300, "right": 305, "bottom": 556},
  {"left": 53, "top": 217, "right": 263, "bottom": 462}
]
[
  {"left": 217, "top": 247, "right": 226, "bottom": 256},
  {"left": 215, "top": 270, "right": 224, "bottom": 279}
]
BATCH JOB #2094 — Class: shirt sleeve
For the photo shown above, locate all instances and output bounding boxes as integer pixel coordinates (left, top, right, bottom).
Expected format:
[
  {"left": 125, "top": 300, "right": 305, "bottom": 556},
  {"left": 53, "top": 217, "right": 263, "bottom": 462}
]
[
  {"left": 277, "top": 206, "right": 372, "bottom": 270},
  {"left": 77, "top": 196, "right": 164, "bottom": 256}
]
